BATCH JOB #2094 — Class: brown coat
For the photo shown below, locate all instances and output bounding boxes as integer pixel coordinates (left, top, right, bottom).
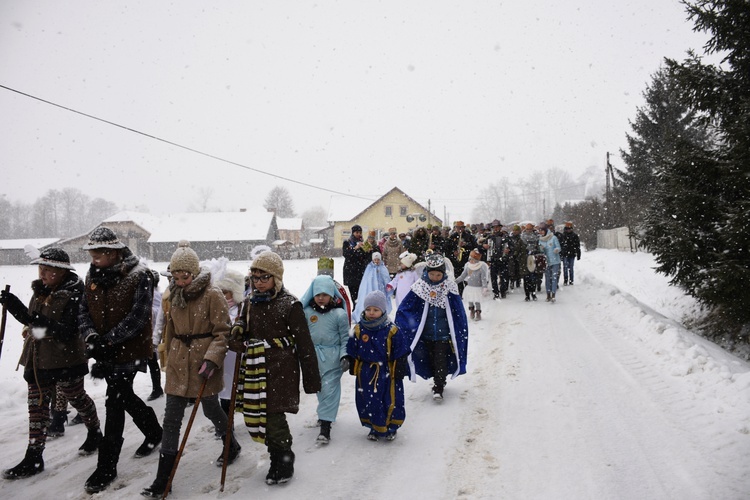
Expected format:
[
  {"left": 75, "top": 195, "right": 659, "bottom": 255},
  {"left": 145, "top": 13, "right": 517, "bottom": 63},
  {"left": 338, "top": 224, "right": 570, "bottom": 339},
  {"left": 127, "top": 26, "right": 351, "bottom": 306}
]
[
  {"left": 232, "top": 288, "right": 321, "bottom": 413},
  {"left": 164, "top": 272, "right": 230, "bottom": 398}
]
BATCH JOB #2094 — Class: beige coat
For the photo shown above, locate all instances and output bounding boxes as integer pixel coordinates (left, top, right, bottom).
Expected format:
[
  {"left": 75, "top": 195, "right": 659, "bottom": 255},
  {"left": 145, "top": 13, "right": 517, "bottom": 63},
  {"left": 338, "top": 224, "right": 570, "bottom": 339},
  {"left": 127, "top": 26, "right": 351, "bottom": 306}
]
[{"left": 164, "top": 272, "right": 230, "bottom": 398}]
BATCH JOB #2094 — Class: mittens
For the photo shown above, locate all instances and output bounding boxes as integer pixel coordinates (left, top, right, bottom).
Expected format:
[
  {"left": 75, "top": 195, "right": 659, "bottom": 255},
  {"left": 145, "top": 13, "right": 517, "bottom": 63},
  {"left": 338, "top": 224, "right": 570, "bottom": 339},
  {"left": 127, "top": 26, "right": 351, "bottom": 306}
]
[{"left": 199, "top": 360, "right": 218, "bottom": 379}]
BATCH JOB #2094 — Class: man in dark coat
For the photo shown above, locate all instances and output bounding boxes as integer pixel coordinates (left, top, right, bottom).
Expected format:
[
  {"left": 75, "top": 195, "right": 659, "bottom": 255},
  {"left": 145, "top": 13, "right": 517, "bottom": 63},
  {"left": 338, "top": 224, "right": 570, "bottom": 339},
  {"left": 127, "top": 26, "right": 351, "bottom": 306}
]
[
  {"left": 559, "top": 221, "right": 582, "bottom": 285},
  {"left": 484, "top": 220, "right": 510, "bottom": 299},
  {"left": 342, "top": 224, "right": 371, "bottom": 307},
  {"left": 444, "top": 221, "right": 477, "bottom": 297}
]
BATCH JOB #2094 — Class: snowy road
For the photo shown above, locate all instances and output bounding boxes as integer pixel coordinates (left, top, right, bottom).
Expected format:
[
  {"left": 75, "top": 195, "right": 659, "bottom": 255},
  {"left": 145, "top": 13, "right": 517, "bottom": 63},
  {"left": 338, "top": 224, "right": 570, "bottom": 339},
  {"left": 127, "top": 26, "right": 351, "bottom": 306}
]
[{"left": 0, "top": 251, "right": 748, "bottom": 499}]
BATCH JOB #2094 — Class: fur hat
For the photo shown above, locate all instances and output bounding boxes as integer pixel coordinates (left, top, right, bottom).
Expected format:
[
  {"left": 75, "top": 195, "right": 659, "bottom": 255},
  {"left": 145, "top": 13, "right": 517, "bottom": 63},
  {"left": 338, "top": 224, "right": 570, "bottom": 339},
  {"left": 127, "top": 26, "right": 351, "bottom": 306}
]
[
  {"left": 29, "top": 247, "right": 74, "bottom": 270},
  {"left": 425, "top": 253, "right": 446, "bottom": 273},
  {"left": 469, "top": 249, "right": 482, "bottom": 261},
  {"left": 82, "top": 226, "right": 126, "bottom": 250},
  {"left": 400, "top": 252, "right": 417, "bottom": 268},
  {"left": 170, "top": 240, "right": 201, "bottom": 276},
  {"left": 351, "top": 224, "right": 362, "bottom": 233},
  {"left": 317, "top": 257, "right": 334, "bottom": 277},
  {"left": 215, "top": 268, "right": 245, "bottom": 303},
  {"left": 251, "top": 250, "right": 284, "bottom": 293},
  {"left": 372, "top": 252, "right": 382, "bottom": 262},
  {"left": 362, "top": 290, "right": 387, "bottom": 314}
]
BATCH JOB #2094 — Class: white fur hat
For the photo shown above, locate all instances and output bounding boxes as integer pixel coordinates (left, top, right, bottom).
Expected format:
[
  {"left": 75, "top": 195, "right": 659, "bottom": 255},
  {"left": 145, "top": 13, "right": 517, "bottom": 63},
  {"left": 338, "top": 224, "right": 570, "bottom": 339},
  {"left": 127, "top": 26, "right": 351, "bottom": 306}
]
[
  {"left": 400, "top": 252, "right": 417, "bottom": 268},
  {"left": 215, "top": 268, "right": 245, "bottom": 303}
]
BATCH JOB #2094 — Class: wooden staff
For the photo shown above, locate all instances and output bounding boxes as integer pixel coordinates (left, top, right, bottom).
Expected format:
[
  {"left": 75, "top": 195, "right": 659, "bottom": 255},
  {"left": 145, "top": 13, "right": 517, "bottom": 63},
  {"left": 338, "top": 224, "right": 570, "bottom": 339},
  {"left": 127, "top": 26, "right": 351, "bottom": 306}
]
[
  {"left": 220, "top": 350, "right": 244, "bottom": 491},
  {"left": 162, "top": 378, "right": 208, "bottom": 500},
  {"left": 0, "top": 285, "right": 10, "bottom": 361}
]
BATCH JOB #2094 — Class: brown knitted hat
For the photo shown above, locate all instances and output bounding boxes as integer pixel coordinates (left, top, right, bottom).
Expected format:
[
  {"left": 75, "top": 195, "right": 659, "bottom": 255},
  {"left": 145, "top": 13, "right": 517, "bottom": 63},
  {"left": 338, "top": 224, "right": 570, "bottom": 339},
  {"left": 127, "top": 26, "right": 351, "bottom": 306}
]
[
  {"left": 251, "top": 251, "right": 284, "bottom": 293},
  {"left": 170, "top": 240, "right": 200, "bottom": 276}
]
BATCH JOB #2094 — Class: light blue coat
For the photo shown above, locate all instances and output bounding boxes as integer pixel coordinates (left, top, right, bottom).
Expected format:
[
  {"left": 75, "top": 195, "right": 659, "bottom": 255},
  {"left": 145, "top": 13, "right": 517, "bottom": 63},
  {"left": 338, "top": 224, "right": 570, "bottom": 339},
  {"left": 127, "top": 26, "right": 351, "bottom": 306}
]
[{"left": 538, "top": 232, "right": 562, "bottom": 266}]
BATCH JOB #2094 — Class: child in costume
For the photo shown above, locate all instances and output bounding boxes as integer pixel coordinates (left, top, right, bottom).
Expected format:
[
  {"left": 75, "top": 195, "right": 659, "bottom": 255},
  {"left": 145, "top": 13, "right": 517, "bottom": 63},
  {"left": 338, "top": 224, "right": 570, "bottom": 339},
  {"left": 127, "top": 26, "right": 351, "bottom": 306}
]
[
  {"left": 353, "top": 252, "right": 392, "bottom": 318},
  {"left": 346, "top": 291, "right": 410, "bottom": 441},
  {"left": 454, "top": 249, "right": 490, "bottom": 321},
  {"left": 142, "top": 242, "right": 239, "bottom": 498},
  {"left": 316, "top": 257, "right": 352, "bottom": 324},
  {"left": 386, "top": 252, "right": 419, "bottom": 309},
  {"left": 395, "top": 253, "right": 469, "bottom": 401},
  {"left": 301, "top": 275, "right": 350, "bottom": 444}
]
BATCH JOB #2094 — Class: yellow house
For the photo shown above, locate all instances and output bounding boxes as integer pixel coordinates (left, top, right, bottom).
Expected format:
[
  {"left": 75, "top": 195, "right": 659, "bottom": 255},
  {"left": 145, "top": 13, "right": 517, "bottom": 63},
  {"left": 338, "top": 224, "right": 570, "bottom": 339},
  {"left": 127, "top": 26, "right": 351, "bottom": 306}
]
[{"left": 328, "top": 187, "right": 443, "bottom": 250}]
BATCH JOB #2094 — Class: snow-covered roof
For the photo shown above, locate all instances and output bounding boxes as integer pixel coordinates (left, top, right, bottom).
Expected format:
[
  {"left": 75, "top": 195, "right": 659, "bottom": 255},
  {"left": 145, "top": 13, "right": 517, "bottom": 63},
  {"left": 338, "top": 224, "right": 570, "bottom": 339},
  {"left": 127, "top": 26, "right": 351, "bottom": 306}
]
[
  {"left": 327, "top": 195, "right": 375, "bottom": 222},
  {"left": 101, "top": 211, "right": 162, "bottom": 232},
  {"left": 309, "top": 238, "right": 325, "bottom": 244},
  {"left": 0, "top": 238, "right": 61, "bottom": 250},
  {"left": 276, "top": 217, "right": 303, "bottom": 231},
  {"left": 147, "top": 210, "right": 274, "bottom": 243}
]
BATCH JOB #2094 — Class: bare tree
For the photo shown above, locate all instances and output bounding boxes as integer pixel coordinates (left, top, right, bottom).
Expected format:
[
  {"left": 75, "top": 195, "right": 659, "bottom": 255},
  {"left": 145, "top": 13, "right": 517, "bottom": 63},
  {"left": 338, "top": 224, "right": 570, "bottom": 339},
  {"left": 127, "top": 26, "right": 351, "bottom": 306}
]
[
  {"left": 264, "top": 186, "right": 296, "bottom": 217},
  {"left": 188, "top": 186, "right": 215, "bottom": 212}
]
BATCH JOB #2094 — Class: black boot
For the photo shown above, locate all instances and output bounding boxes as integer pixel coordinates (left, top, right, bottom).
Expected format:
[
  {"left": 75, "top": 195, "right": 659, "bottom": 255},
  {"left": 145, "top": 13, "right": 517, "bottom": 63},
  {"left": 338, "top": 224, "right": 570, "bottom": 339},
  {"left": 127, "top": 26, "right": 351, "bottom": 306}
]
[
  {"left": 141, "top": 452, "right": 177, "bottom": 498},
  {"left": 276, "top": 450, "right": 295, "bottom": 484},
  {"left": 2, "top": 446, "right": 44, "bottom": 480},
  {"left": 216, "top": 433, "right": 242, "bottom": 467},
  {"left": 78, "top": 427, "right": 103, "bottom": 456},
  {"left": 48, "top": 410, "right": 67, "bottom": 438},
  {"left": 317, "top": 420, "right": 331, "bottom": 444},
  {"left": 265, "top": 449, "right": 282, "bottom": 485},
  {"left": 84, "top": 436, "right": 123, "bottom": 494},
  {"left": 133, "top": 406, "right": 163, "bottom": 458},
  {"left": 146, "top": 387, "right": 164, "bottom": 401}
]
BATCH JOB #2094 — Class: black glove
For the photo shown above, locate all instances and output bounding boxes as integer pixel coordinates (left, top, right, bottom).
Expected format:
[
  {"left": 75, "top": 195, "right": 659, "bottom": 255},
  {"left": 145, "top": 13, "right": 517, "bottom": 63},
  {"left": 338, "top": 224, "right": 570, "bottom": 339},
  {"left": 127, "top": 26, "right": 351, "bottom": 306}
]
[
  {"left": 577, "top": 256, "right": 581, "bottom": 261},
  {"left": 339, "top": 357, "right": 350, "bottom": 373},
  {"left": 85, "top": 333, "right": 114, "bottom": 361},
  {"left": 0, "top": 290, "right": 31, "bottom": 325},
  {"left": 394, "top": 357, "right": 409, "bottom": 379}
]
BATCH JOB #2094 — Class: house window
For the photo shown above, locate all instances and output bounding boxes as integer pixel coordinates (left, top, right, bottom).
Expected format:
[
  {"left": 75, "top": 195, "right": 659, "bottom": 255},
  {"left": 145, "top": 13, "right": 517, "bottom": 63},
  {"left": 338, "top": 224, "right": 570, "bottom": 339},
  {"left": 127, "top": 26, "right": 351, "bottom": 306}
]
[
  {"left": 384, "top": 206, "right": 392, "bottom": 217},
  {"left": 224, "top": 247, "right": 233, "bottom": 253},
  {"left": 399, "top": 206, "right": 408, "bottom": 216}
]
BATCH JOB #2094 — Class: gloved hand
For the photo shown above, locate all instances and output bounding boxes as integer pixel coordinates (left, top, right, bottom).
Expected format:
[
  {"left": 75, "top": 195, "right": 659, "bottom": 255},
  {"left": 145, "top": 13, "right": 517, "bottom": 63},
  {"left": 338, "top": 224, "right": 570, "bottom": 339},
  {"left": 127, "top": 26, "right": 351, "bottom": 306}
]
[
  {"left": 0, "top": 290, "right": 31, "bottom": 325},
  {"left": 230, "top": 322, "right": 245, "bottom": 341},
  {"left": 394, "top": 357, "right": 409, "bottom": 379},
  {"left": 339, "top": 357, "right": 350, "bottom": 373},
  {"left": 577, "top": 256, "right": 581, "bottom": 261},
  {"left": 199, "top": 360, "right": 218, "bottom": 379},
  {"left": 85, "top": 333, "right": 114, "bottom": 360}
]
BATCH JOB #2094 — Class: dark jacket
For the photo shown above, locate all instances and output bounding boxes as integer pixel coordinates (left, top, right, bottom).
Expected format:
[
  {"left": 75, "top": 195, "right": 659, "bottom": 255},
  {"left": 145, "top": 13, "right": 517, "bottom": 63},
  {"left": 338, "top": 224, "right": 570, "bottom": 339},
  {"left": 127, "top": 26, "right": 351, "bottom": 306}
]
[
  {"left": 232, "top": 288, "right": 321, "bottom": 413},
  {"left": 559, "top": 230, "right": 582, "bottom": 259},
  {"left": 342, "top": 236, "right": 371, "bottom": 288},
  {"left": 20, "top": 272, "right": 88, "bottom": 383}
]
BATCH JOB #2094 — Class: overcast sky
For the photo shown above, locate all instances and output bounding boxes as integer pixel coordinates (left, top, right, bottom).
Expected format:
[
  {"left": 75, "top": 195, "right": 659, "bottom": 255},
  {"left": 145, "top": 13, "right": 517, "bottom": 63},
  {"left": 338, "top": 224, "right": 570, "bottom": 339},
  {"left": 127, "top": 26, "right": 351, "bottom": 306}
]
[{"left": 0, "top": 1, "right": 711, "bottom": 223}]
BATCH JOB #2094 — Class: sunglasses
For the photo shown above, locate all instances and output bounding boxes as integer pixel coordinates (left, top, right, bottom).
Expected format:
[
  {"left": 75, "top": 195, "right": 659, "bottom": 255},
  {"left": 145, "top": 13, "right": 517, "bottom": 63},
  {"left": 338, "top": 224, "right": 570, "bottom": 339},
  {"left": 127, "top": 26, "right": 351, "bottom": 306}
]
[{"left": 250, "top": 274, "right": 273, "bottom": 283}]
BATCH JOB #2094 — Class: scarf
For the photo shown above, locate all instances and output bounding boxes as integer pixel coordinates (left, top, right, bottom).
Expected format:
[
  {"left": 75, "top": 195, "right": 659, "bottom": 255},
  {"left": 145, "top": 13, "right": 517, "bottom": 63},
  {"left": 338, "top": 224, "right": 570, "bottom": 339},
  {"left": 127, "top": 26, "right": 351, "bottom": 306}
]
[
  {"left": 87, "top": 248, "right": 139, "bottom": 289},
  {"left": 169, "top": 269, "right": 211, "bottom": 309}
]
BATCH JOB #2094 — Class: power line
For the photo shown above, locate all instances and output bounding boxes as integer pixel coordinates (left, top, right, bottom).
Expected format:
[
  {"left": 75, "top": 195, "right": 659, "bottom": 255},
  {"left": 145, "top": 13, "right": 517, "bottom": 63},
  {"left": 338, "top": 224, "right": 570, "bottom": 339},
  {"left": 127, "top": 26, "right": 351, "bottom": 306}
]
[{"left": 0, "top": 83, "right": 374, "bottom": 201}]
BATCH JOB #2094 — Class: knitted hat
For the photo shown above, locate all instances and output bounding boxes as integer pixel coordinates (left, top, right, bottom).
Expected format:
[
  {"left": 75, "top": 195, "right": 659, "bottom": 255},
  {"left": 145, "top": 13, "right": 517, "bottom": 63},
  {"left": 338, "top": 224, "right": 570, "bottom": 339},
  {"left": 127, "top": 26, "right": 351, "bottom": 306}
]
[
  {"left": 351, "top": 224, "right": 362, "bottom": 233},
  {"left": 372, "top": 252, "right": 382, "bottom": 262},
  {"left": 251, "top": 250, "right": 284, "bottom": 293},
  {"left": 388, "top": 227, "right": 397, "bottom": 234},
  {"left": 425, "top": 253, "right": 446, "bottom": 273},
  {"left": 400, "top": 252, "right": 417, "bottom": 268},
  {"left": 311, "top": 274, "right": 337, "bottom": 298},
  {"left": 82, "top": 226, "right": 126, "bottom": 250},
  {"left": 215, "top": 268, "right": 245, "bottom": 303},
  {"left": 469, "top": 249, "right": 482, "bottom": 261},
  {"left": 363, "top": 290, "right": 387, "bottom": 315},
  {"left": 170, "top": 240, "right": 201, "bottom": 276},
  {"left": 513, "top": 224, "right": 521, "bottom": 232},
  {"left": 317, "top": 257, "right": 334, "bottom": 277},
  {"left": 29, "top": 247, "right": 74, "bottom": 270}
]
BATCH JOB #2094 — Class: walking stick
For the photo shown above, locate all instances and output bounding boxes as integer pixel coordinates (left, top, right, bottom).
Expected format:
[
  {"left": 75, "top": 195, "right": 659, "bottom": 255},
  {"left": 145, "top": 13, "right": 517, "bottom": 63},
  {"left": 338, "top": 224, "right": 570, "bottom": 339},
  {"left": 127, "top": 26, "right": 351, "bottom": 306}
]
[
  {"left": 162, "top": 378, "right": 208, "bottom": 500},
  {"left": 220, "top": 351, "right": 243, "bottom": 491},
  {"left": 0, "top": 285, "right": 10, "bottom": 362}
]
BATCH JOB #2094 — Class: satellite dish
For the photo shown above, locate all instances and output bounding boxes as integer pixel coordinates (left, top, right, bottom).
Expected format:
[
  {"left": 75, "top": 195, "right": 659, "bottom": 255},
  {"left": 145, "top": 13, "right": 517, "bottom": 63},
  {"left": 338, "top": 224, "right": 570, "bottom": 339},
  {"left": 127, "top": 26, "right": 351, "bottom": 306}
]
[
  {"left": 419, "top": 214, "right": 427, "bottom": 222},
  {"left": 406, "top": 215, "right": 414, "bottom": 222}
]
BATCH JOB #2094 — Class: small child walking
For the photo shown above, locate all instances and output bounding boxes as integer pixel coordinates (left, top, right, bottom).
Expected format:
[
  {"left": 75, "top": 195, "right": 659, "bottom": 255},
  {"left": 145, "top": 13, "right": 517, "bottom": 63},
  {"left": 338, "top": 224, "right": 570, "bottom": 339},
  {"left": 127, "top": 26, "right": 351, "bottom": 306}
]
[
  {"left": 353, "top": 252, "right": 392, "bottom": 318},
  {"left": 346, "top": 291, "right": 410, "bottom": 441},
  {"left": 454, "top": 249, "right": 490, "bottom": 321},
  {"left": 301, "top": 275, "right": 350, "bottom": 444},
  {"left": 386, "top": 252, "right": 419, "bottom": 309}
]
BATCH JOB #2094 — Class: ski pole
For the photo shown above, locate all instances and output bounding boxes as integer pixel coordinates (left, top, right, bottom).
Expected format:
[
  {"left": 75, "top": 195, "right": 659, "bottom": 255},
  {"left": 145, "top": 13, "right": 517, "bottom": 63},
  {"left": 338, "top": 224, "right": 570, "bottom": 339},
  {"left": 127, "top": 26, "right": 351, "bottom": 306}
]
[
  {"left": 162, "top": 378, "right": 208, "bottom": 500},
  {"left": 220, "top": 351, "right": 243, "bottom": 491},
  {"left": 0, "top": 285, "right": 10, "bottom": 362}
]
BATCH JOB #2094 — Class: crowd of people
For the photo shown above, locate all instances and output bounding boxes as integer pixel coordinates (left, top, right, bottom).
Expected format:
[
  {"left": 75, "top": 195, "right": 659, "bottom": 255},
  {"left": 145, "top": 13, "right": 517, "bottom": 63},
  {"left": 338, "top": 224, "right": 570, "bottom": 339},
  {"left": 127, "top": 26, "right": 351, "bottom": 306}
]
[{"left": 0, "top": 218, "right": 580, "bottom": 495}]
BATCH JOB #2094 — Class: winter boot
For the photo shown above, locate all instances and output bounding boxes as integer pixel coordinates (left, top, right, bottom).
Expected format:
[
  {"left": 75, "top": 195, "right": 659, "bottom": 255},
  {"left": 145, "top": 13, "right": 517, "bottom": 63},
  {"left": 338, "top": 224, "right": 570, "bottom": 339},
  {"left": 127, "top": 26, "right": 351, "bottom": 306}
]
[
  {"left": 468, "top": 306, "right": 475, "bottom": 320},
  {"left": 475, "top": 310, "right": 482, "bottom": 321},
  {"left": 385, "top": 430, "right": 397, "bottom": 441},
  {"left": 216, "top": 432, "right": 242, "bottom": 467},
  {"left": 2, "top": 446, "right": 44, "bottom": 480},
  {"left": 563, "top": 280, "right": 568, "bottom": 286},
  {"left": 546, "top": 292, "right": 551, "bottom": 302},
  {"left": 432, "top": 385, "right": 444, "bottom": 401},
  {"left": 317, "top": 420, "right": 332, "bottom": 444},
  {"left": 367, "top": 430, "right": 379, "bottom": 441},
  {"left": 276, "top": 450, "right": 295, "bottom": 484},
  {"left": 133, "top": 406, "right": 162, "bottom": 458},
  {"left": 265, "top": 449, "right": 282, "bottom": 485},
  {"left": 146, "top": 387, "right": 164, "bottom": 402},
  {"left": 69, "top": 413, "right": 84, "bottom": 426},
  {"left": 84, "top": 436, "right": 123, "bottom": 494},
  {"left": 140, "top": 452, "right": 176, "bottom": 498},
  {"left": 48, "top": 410, "right": 67, "bottom": 438},
  {"left": 524, "top": 295, "right": 530, "bottom": 302},
  {"left": 78, "top": 427, "right": 103, "bottom": 456},
  {"left": 532, "top": 292, "right": 537, "bottom": 301},
  {"left": 551, "top": 293, "right": 556, "bottom": 303}
]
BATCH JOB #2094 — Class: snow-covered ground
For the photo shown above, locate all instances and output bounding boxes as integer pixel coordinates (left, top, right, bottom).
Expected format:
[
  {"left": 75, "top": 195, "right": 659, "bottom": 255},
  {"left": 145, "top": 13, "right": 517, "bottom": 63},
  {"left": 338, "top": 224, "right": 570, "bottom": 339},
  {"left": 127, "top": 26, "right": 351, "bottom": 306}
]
[{"left": 0, "top": 249, "right": 747, "bottom": 499}]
